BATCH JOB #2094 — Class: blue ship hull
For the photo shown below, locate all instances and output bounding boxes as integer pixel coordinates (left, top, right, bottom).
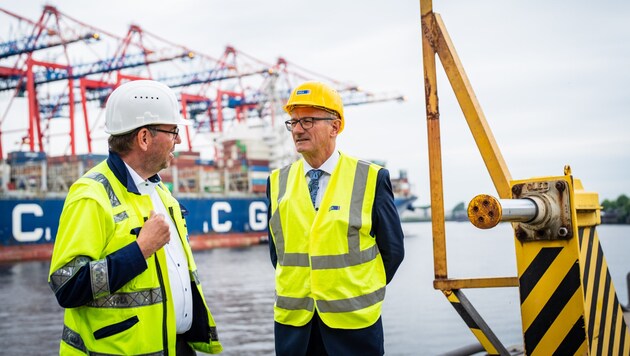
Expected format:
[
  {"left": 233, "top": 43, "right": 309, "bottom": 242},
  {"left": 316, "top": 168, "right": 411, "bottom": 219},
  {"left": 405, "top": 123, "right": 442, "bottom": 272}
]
[{"left": 0, "top": 196, "right": 267, "bottom": 246}]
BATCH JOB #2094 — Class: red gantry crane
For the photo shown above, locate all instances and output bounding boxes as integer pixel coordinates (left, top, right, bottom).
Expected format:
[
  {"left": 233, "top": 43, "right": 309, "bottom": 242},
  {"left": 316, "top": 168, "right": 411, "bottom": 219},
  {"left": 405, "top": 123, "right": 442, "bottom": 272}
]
[{"left": 0, "top": 5, "right": 405, "bottom": 163}]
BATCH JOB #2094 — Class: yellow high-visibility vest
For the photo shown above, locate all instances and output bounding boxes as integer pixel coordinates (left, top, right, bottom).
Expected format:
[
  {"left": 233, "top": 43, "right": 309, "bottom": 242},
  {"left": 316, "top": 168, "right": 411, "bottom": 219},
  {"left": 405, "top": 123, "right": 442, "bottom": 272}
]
[
  {"left": 269, "top": 152, "right": 387, "bottom": 329},
  {"left": 49, "top": 160, "right": 222, "bottom": 355}
]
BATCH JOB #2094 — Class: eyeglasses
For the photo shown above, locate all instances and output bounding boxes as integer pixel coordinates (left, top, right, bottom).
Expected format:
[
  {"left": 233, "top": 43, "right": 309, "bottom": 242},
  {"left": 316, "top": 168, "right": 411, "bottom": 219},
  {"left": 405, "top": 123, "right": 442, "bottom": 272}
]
[
  {"left": 284, "top": 117, "right": 334, "bottom": 132},
  {"left": 148, "top": 126, "right": 179, "bottom": 140}
]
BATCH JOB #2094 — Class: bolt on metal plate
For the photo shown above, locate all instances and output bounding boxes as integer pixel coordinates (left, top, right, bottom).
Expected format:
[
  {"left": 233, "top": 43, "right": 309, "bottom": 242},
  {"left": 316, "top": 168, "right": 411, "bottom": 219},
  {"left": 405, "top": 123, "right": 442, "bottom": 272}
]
[{"left": 511, "top": 179, "right": 573, "bottom": 242}]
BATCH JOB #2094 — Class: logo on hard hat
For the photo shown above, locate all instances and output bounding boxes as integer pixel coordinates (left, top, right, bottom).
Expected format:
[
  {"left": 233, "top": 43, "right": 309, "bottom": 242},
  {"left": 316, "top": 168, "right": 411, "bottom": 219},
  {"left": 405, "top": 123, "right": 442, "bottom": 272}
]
[{"left": 296, "top": 89, "right": 311, "bottom": 95}]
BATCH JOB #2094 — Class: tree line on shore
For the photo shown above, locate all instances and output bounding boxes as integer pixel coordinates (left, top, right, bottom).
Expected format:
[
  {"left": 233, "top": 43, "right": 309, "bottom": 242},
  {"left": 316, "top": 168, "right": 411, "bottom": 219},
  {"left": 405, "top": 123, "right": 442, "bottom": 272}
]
[{"left": 601, "top": 194, "right": 630, "bottom": 224}]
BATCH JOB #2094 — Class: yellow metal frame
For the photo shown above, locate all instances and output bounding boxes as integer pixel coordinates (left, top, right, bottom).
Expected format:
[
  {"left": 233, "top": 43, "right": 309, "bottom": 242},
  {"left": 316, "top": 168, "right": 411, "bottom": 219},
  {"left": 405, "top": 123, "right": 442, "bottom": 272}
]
[
  {"left": 420, "top": 0, "right": 515, "bottom": 289},
  {"left": 420, "top": 1, "right": 629, "bottom": 354},
  {"left": 421, "top": 1, "right": 517, "bottom": 353}
]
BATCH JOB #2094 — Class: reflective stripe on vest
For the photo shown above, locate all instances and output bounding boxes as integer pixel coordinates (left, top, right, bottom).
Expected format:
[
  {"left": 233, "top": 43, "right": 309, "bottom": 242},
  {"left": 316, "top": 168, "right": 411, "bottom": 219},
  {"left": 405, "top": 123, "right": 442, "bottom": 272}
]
[
  {"left": 114, "top": 210, "right": 129, "bottom": 223},
  {"left": 62, "top": 325, "right": 87, "bottom": 353},
  {"left": 276, "top": 285, "right": 385, "bottom": 314},
  {"left": 89, "top": 259, "right": 110, "bottom": 300},
  {"left": 317, "top": 286, "right": 385, "bottom": 313},
  {"left": 276, "top": 295, "right": 315, "bottom": 312},
  {"left": 49, "top": 256, "right": 91, "bottom": 294},
  {"left": 85, "top": 172, "right": 122, "bottom": 207},
  {"left": 87, "top": 287, "right": 163, "bottom": 308}
]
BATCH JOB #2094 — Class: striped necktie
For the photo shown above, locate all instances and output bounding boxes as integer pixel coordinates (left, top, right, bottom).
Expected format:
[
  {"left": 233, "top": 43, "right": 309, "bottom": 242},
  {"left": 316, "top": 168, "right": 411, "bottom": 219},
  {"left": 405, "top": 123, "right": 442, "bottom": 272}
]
[{"left": 307, "top": 169, "right": 323, "bottom": 207}]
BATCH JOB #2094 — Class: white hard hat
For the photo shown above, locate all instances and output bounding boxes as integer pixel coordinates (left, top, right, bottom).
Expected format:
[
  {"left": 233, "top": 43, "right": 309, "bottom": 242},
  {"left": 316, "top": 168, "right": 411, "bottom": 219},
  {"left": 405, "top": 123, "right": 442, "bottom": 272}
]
[{"left": 105, "top": 80, "right": 191, "bottom": 135}]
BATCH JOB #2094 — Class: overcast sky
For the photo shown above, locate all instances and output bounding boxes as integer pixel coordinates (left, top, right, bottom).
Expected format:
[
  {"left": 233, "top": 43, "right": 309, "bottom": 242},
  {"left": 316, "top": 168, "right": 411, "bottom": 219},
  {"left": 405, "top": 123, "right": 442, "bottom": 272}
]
[{"left": 1, "top": 0, "right": 629, "bottom": 209}]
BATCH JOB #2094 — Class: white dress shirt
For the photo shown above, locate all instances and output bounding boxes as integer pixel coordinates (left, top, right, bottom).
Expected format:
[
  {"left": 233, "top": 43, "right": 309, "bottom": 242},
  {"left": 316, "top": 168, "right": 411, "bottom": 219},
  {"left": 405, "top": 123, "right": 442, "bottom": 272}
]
[
  {"left": 126, "top": 163, "right": 193, "bottom": 334},
  {"left": 302, "top": 149, "right": 340, "bottom": 210}
]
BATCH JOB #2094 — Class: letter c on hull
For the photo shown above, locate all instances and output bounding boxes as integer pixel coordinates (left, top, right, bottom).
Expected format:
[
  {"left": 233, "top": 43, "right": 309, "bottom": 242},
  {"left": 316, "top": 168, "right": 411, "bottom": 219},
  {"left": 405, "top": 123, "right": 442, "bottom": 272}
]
[
  {"left": 12, "top": 204, "right": 44, "bottom": 242},
  {"left": 211, "top": 202, "right": 233, "bottom": 233}
]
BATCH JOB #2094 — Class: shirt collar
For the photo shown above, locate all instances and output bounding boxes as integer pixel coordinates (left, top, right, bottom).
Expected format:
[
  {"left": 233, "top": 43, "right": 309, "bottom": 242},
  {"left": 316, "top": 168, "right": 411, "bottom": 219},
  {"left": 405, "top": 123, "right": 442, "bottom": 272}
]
[
  {"left": 303, "top": 149, "right": 339, "bottom": 176},
  {"left": 124, "top": 162, "right": 160, "bottom": 195},
  {"left": 107, "top": 150, "right": 161, "bottom": 195}
]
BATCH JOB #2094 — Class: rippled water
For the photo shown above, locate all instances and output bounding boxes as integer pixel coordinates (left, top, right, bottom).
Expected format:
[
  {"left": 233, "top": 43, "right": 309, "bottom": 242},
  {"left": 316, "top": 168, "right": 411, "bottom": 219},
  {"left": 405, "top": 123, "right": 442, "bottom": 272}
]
[{"left": 1, "top": 222, "right": 629, "bottom": 355}]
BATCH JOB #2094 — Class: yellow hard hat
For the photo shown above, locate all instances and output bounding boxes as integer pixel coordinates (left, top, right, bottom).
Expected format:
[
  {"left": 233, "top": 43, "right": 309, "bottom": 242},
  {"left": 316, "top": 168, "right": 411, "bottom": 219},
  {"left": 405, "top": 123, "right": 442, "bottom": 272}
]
[{"left": 284, "top": 81, "right": 345, "bottom": 134}]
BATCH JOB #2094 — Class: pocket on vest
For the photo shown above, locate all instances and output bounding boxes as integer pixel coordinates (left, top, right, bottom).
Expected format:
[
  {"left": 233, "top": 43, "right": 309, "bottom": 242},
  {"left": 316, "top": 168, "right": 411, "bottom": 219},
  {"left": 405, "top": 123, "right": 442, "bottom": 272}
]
[{"left": 93, "top": 316, "right": 139, "bottom": 340}]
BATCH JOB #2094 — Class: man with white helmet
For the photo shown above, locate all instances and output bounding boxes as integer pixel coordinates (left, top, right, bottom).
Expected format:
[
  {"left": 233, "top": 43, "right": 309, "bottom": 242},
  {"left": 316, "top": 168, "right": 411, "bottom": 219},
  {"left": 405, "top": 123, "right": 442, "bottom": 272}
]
[
  {"left": 49, "top": 80, "right": 222, "bottom": 355},
  {"left": 267, "top": 81, "right": 405, "bottom": 355}
]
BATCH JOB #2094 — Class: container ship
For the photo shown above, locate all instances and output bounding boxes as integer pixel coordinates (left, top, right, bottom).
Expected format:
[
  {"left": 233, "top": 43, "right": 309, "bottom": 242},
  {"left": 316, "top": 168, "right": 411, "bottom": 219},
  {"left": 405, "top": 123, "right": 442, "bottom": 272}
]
[{"left": 0, "top": 141, "right": 417, "bottom": 263}]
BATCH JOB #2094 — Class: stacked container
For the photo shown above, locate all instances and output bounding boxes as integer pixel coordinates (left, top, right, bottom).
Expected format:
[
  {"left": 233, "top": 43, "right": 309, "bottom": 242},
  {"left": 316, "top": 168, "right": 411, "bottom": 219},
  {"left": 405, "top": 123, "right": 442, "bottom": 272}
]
[
  {"left": 218, "top": 139, "right": 270, "bottom": 194},
  {"left": 0, "top": 160, "right": 11, "bottom": 191},
  {"left": 47, "top": 154, "right": 107, "bottom": 192},
  {"left": 196, "top": 159, "right": 222, "bottom": 194},
  {"left": 163, "top": 151, "right": 201, "bottom": 193},
  {"left": 7, "top": 151, "right": 47, "bottom": 192}
]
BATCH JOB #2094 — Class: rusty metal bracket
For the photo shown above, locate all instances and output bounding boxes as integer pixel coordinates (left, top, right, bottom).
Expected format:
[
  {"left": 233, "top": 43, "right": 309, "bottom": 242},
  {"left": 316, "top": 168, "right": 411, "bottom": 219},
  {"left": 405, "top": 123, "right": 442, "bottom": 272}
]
[{"left": 511, "top": 179, "right": 573, "bottom": 242}]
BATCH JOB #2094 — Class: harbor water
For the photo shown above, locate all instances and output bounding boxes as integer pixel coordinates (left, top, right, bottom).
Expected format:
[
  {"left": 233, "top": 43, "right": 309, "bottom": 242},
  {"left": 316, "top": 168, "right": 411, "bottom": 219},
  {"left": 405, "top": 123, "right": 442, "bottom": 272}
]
[{"left": 1, "top": 222, "right": 629, "bottom": 355}]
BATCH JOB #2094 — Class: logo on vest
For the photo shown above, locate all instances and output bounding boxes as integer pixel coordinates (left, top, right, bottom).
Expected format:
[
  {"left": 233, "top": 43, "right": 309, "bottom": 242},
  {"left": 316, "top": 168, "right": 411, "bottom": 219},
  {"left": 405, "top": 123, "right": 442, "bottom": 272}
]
[{"left": 329, "top": 205, "right": 340, "bottom": 211}]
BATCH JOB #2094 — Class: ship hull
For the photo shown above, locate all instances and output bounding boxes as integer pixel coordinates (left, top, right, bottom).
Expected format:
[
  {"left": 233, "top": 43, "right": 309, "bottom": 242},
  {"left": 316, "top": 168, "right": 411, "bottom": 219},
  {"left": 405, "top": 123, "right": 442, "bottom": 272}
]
[{"left": 0, "top": 195, "right": 415, "bottom": 262}]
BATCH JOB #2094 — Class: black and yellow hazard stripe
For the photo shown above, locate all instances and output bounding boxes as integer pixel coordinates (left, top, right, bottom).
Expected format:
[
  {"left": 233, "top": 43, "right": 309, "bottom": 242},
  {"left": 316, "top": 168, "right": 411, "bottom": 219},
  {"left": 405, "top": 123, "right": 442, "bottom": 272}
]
[
  {"left": 446, "top": 290, "right": 508, "bottom": 355},
  {"left": 578, "top": 226, "right": 630, "bottom": 355},
  {"left": 517, "top": 243, "right": 587, "bottom": 355}
]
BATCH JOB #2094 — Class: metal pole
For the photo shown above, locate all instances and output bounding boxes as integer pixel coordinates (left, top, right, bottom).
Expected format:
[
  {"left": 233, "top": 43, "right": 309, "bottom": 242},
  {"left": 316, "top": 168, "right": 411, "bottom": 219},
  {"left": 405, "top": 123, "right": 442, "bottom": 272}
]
[{"left": 496, "top": 198, "right": 537, "bottom": 222}]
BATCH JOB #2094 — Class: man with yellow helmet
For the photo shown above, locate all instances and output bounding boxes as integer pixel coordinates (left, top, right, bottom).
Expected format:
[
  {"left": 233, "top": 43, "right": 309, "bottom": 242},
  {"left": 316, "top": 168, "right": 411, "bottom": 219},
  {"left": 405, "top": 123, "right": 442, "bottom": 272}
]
[{"left": 267, "top": 81, "right": 405, "bottom": 355}]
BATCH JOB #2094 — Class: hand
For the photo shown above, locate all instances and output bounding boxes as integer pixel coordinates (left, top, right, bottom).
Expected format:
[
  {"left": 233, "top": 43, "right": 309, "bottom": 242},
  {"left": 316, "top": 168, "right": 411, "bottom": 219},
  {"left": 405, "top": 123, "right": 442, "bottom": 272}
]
[{"left": 137, "top": 210, "right": 171, "bottom": 258}]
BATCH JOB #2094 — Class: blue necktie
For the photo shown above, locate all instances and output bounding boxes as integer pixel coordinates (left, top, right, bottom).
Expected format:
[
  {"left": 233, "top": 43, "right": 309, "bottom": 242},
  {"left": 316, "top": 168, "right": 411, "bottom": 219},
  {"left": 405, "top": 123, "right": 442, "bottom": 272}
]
[{"left": 307, "top": 169, "right": 323, "bottom": 207}]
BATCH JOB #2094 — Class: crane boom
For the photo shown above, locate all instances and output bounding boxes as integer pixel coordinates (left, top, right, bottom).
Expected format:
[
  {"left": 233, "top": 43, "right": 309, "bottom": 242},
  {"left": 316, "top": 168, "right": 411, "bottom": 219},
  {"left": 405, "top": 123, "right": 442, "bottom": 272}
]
[{"left": 0, "top": 32, "right": 100, "bottom": 60}]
